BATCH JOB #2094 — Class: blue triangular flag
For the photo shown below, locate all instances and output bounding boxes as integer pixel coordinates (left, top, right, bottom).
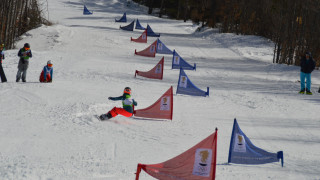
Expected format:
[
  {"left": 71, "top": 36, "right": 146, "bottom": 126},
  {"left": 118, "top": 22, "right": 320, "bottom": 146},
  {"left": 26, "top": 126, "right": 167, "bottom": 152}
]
[
  {"left": 115, "top": 12, "right": 127, "bottom": 22},
  {"left": 83, "top": 5, "right": 93, "bottom": 15},
  {"left": 156, "top": 39, "right": 173, "bottom": 54},
  {"left": 228, "top": 118, "right": 284, "bottom": 167},
  {"left": 135, "top": 19, "right": 145, "bottom": 30},
  {"left": 146, "top": 25, "right": 160, "bottom": 37},
  {"left": 176, "top": 68, "right": 209, "bottom": 97},
  {"left": 120, "top": 20, "right": 135, "bottom": 31},
  {"left": 172, "top": 50, "right": 196, "bottom": 70}
]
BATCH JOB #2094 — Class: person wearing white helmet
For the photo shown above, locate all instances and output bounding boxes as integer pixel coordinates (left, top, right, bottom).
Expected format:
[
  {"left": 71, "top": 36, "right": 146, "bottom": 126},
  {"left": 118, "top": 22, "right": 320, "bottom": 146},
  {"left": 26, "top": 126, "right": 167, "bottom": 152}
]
[{"left": 39, "top": 60, "right": 53, "bottom": 83}]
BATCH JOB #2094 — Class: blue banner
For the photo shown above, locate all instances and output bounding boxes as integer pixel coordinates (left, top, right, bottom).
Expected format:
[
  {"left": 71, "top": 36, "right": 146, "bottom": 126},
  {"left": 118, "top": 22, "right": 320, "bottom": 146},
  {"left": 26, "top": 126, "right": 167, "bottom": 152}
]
[
  {"left": 115, "top": 12, "right": 126, "bottom": 22},
  {"left": 83, "top": 5, "right": 93, "bottom": 15},
  {"left": 228, "top": 119, "right": 283, "bottom": 167},
  {"left": 120, "top": 20, "right": 134, "bottom": 31},
  {"left": 156, "top": 39, "right": 173, "bottom": 54},
  {"left": 172, "top": 50, "right": 196, "bottom": 70},
  {"left": 176, "top": 68, "right": 209, "bottom": 97},
  {"left": 146, "top": 25, "right": 160, "bottom": 37},
  {"left": 135, "top": 19, "right": 145, "bottom": 30}
]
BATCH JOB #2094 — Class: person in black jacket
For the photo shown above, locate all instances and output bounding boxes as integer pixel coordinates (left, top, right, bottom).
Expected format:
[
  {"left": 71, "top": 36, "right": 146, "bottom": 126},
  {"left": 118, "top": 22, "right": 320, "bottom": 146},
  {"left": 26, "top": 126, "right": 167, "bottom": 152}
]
[
  {"left": 299, "top": 52, "right": 316, "bottom": 95},
  {"left": 0, "top": 44, "right": 7, "bottom": 83}
]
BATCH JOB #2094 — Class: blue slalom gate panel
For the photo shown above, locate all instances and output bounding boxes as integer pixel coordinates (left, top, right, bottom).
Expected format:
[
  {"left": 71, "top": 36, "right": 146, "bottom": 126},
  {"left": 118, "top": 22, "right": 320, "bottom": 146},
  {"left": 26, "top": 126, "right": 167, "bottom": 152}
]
[
  {"left": 115, "top": 12, "right": 127, "bottom": 22},
  {"left": 146, "top": 25, "right": 160, "bottom": 37},
  {"left": 83, "top": 5, "right": 93, "bottom": 15},
  {"left": 156, "top": 39, "right": 173, "bottom": 54},
  {"left": 172, "top": 50, "right": 196, "bottom": 70},
  {"left": 176, "top": 68, "right": 209, "bottom": 97},
  {"left": 228, "top": 118, "right": 284, "bottom": 167},
  {"left": 120, "top": 20, "right": 135, "bottom": 31},
  {"left": 135, "top": 19, "right": 145, "bottom": 30}
]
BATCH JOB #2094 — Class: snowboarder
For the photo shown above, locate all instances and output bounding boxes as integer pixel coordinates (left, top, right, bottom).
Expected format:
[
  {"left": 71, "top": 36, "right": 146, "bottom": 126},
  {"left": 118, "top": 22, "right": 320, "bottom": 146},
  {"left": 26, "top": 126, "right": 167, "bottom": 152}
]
[
  {"left": 99, "top": 87, "right": 137, "bottom": 120},
  {"left": 16, "top": 43, "right": 32, "bottom": 82},
  {"left": 299, "top": 52, "right": 315, "bottom": 95},
  {"left": 0, "top": 44, "right": 7, "bottom": 83},
  {"left": 39, "top": 60, "right": 53, "bottom": 83}
]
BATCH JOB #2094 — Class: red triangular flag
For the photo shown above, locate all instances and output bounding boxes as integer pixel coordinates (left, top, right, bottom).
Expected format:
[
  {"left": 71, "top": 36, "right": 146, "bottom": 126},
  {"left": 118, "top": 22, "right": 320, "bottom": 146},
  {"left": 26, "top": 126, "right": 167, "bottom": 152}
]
[
  {"left": 135, "top": 57, "right": 164, "bottom": 80},
  {"left": 134, "top": 86, "right": 173, "bottom": 120},
  {"left": 131, "top": 29, "right": 147, "bottom": 43},
  {"left": 135, "top": 129, "right": 218, "bottom": 180},
  {"left": 134, "top": 40, "right": 157, "bottom": 57}
]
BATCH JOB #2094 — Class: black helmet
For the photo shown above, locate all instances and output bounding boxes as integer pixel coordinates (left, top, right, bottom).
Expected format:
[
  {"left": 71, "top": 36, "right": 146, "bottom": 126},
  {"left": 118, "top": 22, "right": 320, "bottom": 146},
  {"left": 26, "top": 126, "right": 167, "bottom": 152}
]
[
  {"left": 124, "top": 87, "right": 131, "bottom": 94},
  {"left": 305, "top": 52, "right": 311, "bottom": 56},
  {"left": 24, "top": 43, "right": 30, "bottom": 48}
]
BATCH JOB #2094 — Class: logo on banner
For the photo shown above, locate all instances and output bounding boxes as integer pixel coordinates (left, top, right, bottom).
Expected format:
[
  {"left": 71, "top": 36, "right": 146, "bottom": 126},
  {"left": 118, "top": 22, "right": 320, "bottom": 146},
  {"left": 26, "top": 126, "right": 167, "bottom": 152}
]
[
  {"left": 160, "top": 96, "right": 170, "bottom": 111},
  {"left": 173, "top": 56, "right": 180, "bottom": 65},
  {"left": 142, "top": 34, "right": 146, "bottom": 39},
  {"left": 150, "top": 45, "right": 155, "bottom": 53},
  {"left": 158, "top": 43, "right": 163, "bottom": 50},
  {"left": 233, "top": 133, "right": 246, "bottom": 152},
  {"left": 192, "top": 148, "right": 212, "bottom": 177},
  {"left": 179, "top": 76, "right": 188, "bottom": 88},
  {"left": 155, "top": 64, "right": 161, "bottom": 74}
]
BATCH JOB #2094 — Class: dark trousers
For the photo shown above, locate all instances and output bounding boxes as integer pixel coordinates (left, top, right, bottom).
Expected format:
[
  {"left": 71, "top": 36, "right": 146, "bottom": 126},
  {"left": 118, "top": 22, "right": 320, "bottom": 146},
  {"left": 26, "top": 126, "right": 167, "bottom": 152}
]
[{"left": 0, "top": 63, "right": 7, "bottom": 82}]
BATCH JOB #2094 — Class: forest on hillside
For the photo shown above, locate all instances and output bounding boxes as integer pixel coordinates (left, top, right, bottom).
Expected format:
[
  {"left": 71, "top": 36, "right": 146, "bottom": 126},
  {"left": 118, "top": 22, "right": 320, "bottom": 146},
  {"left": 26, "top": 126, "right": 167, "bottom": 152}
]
[
  {"left": 133, "top": 0, "right": 320, "bottom": 66},
  {"left": 0, "top": 0, "right": 50, "bottom": 49}
]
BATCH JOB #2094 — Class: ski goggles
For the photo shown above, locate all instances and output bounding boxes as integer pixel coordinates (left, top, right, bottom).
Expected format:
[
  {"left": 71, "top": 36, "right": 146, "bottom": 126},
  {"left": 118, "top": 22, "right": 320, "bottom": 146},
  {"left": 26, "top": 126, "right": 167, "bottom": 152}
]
[
  {"left": 124, "top": 88, "right": 131, "bottom": 94},
  {"left": 48, "top": 64, "right": 53, "bottom": 67},
  {"left": 25, "top": 47, "right": 30, "bottom": 50}
]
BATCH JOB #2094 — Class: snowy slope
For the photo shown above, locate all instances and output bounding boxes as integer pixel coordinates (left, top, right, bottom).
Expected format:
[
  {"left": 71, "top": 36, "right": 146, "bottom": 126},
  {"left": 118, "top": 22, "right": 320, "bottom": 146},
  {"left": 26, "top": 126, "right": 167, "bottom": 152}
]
[{"left": 0, "top": 0, "right": 320, "bottom": 179}]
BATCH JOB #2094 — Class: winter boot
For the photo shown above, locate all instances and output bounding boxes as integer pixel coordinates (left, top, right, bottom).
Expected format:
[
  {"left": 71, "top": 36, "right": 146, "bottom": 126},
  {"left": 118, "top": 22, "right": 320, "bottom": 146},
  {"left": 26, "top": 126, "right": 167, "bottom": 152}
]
[
  {"left": 99, "top": 112, "right": 112, "bottom": 121},
  {"left": 299, "top": 88, "right": 305, "bottom": 94},
  {"left": 306, "top": 89, "right": 312, "bottom": 95},
  {"left": 318, "top": 87, "right": 320, "bottom": 93}
]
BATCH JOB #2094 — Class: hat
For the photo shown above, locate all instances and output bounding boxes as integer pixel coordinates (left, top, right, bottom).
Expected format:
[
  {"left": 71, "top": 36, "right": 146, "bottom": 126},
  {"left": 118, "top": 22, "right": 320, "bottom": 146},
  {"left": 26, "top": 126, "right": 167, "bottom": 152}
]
[
  {"left": 305, "top": 52, "right": 311, "bottom": 56},
  {"left": 24, "top": 43, "right": 30, "bottom": 48},
  {"left": 47, "top": 60, "right": 52, "bottom": 65}
]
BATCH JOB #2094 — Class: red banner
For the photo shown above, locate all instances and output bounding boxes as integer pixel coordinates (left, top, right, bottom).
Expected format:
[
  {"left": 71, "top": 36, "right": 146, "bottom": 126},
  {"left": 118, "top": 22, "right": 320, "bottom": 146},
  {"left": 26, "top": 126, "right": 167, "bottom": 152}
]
[
  {"left": 135, "top": 57, "right": 164, "bottom": 80},
  {"left": 134, "top": 40, "right": 157, "bottom": 57},
  {"left": 134, "top": 86, "right": 173, "bottom": 120},
  {"left": 131, "top": 29, "right": 147, "bottom": 43},
  {"left": 135, "top": 129, "right": 218, "bottom": 180}
]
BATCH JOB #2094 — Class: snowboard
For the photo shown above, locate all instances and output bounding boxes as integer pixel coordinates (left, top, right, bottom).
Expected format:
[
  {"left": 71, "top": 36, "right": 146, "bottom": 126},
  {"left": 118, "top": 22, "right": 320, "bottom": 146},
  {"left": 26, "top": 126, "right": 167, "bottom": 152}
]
[{"left": 94, "top": 114, "right": 110, "bottom": 121}]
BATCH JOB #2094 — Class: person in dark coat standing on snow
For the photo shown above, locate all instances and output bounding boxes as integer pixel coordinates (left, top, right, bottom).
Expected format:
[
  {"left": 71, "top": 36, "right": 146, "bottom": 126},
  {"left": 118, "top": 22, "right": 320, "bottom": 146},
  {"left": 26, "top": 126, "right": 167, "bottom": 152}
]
[
  {"left": 99, "top": 87, "right": 138, "bottom": 120},
  {"left": 0, "top": 44, "right": 7, "bottom": 83},
  {"left": 299, "top": 52, "right": 316, "bottom": 95},
  {"left": 16, "top": 43, "right": 32, "bottom": 82}
]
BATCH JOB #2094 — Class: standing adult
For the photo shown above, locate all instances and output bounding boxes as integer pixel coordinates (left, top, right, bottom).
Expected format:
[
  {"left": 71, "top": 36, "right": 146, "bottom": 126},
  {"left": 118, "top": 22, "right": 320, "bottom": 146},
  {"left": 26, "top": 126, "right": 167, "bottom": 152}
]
[
  {"left": 0, "top": 44, "right": 7, "bottom": 82},
  {"left": 299, "top": 52, "right": 316, "bottom": 95},
  {"left": 16, "top": 43, "right": 32, "bottom": 82}
]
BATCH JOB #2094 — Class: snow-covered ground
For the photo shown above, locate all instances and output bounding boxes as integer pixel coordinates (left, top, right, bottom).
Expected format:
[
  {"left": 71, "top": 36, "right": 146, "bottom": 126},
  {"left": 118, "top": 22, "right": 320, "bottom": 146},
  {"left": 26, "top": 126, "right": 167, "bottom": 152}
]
[{"left": 1, "top": 0, "right": 320, "bottom": 179}]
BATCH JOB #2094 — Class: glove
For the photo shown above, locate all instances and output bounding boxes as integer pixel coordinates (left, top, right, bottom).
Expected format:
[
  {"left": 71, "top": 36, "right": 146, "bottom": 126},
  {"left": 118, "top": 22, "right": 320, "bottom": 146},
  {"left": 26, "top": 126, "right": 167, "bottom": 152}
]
[{"left": 108, "top": 97, "right": 112, "bottom": 100}]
